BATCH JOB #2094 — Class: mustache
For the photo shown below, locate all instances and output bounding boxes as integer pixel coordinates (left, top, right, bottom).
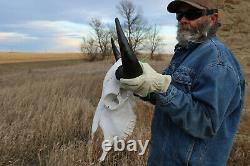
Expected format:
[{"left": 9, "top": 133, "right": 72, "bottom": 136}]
[
  {"left": 177, "top": 23, "right": 191, "bottom": 31},
  {"left": 176, "top": 21, "right": 212, "bottom": 48},
  {"left": 177, "top": 21, "right": 211, "bottom": 40},
  {"left": 177, "top": 20, "right": 211, "bottom": 34}
]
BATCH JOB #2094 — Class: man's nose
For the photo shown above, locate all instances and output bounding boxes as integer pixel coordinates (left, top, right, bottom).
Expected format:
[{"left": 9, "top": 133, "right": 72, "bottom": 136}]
[{"left": 179, "top": 16, "right": 189, "bottom": 24}]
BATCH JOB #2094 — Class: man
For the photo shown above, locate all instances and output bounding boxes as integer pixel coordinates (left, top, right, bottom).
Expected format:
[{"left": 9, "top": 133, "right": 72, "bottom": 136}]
[{"left": 118, "top": 0, "right": 245, "bottom": 165}]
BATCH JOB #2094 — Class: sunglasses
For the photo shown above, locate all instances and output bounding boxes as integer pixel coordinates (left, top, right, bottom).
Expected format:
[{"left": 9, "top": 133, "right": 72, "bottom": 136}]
[{"left": 176, "top": 9, "right": 218, "bottom": 21}]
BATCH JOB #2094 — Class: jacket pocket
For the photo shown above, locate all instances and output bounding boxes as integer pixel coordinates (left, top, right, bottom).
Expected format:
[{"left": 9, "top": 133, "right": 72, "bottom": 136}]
[{"left": 172, "top": 66, "right": 195, "bottom": 93}]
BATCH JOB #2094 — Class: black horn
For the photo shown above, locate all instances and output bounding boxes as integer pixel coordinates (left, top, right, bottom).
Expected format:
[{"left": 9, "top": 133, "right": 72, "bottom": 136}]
[{"left": 114, "top": 18, "right": 143, "bottom": 80}]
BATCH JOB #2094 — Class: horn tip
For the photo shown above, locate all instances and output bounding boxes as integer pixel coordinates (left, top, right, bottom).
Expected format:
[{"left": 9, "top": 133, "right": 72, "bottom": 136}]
[{"left": 115, "top": 18, "right": 120, "bottom": 24}]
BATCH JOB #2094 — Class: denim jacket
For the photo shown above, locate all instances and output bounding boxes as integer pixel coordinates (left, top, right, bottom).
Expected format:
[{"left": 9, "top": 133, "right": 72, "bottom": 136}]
[{"left": 146, "top": 36, "right": 245, "bottom": 166}]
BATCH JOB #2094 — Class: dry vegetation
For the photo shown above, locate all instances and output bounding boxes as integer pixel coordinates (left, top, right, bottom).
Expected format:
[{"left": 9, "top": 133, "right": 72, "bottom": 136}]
[
  {"left": 0, "top": 52, "right": 84, "bottom": 64},
  {"left": 0, "top": 53, "right": 249, "bottom": 166}
]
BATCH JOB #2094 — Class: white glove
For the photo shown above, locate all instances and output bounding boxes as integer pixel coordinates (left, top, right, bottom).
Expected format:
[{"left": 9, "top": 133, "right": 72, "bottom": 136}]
[{"left": 120, "top": 62, "right": 172, "bottom": 97}]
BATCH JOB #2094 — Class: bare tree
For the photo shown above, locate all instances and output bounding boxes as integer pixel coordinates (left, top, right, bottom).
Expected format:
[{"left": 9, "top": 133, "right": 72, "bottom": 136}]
[
  {"left": 89, "top": 18, "right": 112, "bottom": 59},
  {"left": 147, "top": 25, "right": 162, "bottom": 59},
  {"left": 80, "top": 37, "right": 99, "bottom": 61},
  {"left": 117, "top": 0, "right": 149, "bottom": 53}
]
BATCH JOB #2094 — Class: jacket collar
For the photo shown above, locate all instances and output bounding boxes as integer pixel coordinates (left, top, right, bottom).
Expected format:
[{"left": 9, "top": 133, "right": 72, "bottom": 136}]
[
  {"left": 175, "top": 35, "right": 217, "bottom": 52},
  {"left": 174, "top": 41, "right": 199, "bottom": 52}
]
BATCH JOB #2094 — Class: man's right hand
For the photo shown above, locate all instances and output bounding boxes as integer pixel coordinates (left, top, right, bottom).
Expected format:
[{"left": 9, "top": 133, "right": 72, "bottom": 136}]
[{"left": 120, "top": 62, "right": 172, "bottom": 97}]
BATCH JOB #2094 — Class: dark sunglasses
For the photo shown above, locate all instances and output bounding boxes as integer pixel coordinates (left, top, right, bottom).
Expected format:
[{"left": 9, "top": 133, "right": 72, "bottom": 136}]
[{"left": 176, "top": 9, "right": 218, "bottom": 21}]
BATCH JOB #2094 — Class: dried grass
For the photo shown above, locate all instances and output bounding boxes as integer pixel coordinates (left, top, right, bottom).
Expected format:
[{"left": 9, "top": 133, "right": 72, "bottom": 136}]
[
  {"left": 0, "top": 52, "right": 84, "bottom": 64},
  {"left": 0, "top": 57, "right": 249, "bottom": 166}
]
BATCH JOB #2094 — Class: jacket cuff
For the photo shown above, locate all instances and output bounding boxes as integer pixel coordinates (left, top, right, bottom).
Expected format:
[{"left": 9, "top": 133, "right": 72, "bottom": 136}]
[
  {"left": 138, "top": 92, "right": 157, "bottom": 105},
  {"left": 157, "top": 84, "right": 179, "bottom": 105}
]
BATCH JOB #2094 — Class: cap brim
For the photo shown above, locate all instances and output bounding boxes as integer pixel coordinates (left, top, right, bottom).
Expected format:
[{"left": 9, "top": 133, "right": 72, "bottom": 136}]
[{"left": 167, "top": 0, "right": 206, "bottom": 13}]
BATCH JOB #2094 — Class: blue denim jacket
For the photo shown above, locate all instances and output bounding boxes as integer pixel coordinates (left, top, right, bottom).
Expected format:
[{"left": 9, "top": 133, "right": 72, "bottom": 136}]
[{"left": 146, "top": 36, "right": 245, "bottom": 166}]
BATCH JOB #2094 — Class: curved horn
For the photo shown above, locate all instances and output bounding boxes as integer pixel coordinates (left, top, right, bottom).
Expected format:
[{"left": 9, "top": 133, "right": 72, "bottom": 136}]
[
  {"left": 115, "top": 18, "right": 143, "bottom": 79},
  {"left": 111, "top": 38, "right": 121, "bottom": 61}
]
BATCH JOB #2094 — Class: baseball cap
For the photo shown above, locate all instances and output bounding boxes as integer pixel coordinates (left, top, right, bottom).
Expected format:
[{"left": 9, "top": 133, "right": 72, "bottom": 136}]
[{"left": 167, "top": 0, "right": 218, "bottom": 13}]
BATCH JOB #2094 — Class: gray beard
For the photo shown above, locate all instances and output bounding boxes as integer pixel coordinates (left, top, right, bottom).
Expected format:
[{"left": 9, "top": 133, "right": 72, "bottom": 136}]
[{"left": 176, "top": 21, "right": 212, "bottom": 48}]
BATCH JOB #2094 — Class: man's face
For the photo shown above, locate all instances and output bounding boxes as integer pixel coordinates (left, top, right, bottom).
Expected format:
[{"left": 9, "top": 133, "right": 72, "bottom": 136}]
[{"left": 176, "top": 3, "right": 217, "bottom": 47}]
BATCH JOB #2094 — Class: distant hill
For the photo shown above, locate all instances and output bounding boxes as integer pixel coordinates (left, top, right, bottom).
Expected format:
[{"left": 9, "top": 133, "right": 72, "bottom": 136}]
[{"left": 0, "top": 52, "right": 84, "bottom": 64}]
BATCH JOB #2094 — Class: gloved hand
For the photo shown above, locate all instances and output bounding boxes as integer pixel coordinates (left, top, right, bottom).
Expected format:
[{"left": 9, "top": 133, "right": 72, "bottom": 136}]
[{"left": 120, "top": 62, "right": 172, "bottom": 97}]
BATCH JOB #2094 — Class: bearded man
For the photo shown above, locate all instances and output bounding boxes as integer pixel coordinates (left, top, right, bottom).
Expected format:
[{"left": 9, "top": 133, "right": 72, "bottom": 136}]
[{"left": 118, "top": 0, "right": 245, "bottom": 165}]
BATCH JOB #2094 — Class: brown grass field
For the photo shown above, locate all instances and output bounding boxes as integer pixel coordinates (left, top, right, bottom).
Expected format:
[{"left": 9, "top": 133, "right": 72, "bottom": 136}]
[
  {"left": 0, "top": 52, "right": 84, "bottom": 64},
  {"left": 0, "top": 52, "right": 249, "bottom": 166}
]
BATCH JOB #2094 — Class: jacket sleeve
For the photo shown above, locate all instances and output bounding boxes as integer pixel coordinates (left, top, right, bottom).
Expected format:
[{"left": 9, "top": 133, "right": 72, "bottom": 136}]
[{"left": 157, "top": 64, "right": 240, "bottom": 139}]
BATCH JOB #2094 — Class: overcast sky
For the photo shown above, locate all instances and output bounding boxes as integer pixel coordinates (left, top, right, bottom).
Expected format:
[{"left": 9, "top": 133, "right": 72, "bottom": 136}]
[{"left": 0, "top": 0, "right": 178, "bottom": 53}]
